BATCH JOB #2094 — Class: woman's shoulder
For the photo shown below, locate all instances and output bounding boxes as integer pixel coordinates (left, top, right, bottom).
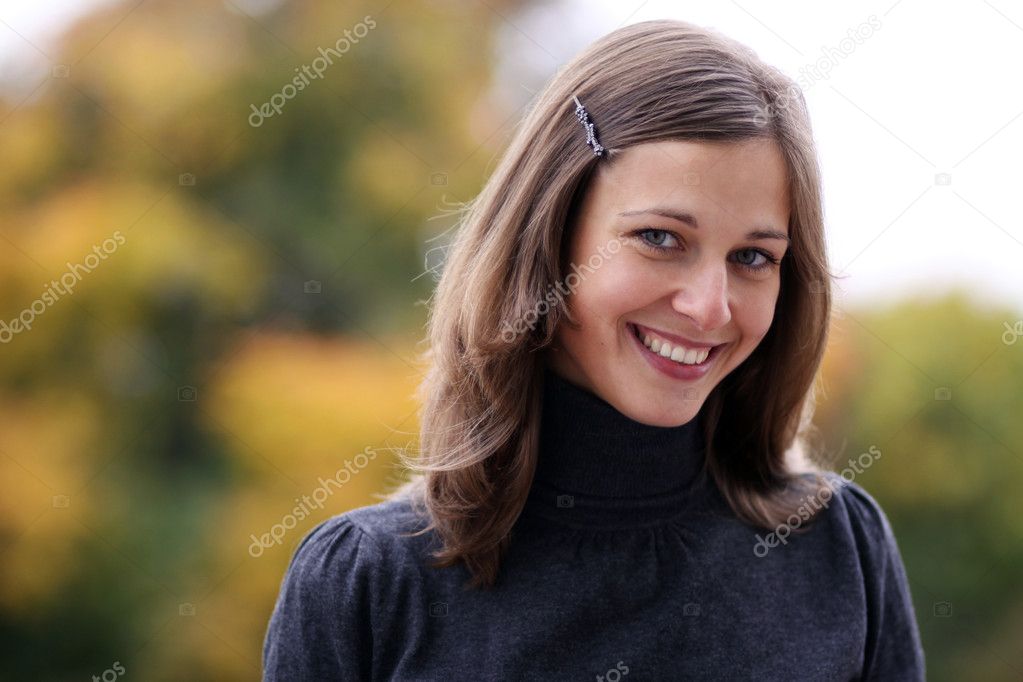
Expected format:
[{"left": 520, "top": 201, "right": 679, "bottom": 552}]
[
  {"left": 263, "top": 496, "right": 434, "bottom": 677},
  {"left": 796, "top": 475, "right": 925, "bottom": 677},
  {"left": 285, "top": 495, "right": 433, "bottom": 578},
  {"left": 795, "top": 471, "right": 904, "bottom": 557}
]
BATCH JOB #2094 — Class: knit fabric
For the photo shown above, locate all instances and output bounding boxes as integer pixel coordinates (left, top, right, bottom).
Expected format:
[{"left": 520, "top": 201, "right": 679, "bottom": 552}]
[{"left": 262, "top": 367, "right": 926, "bottom": 680}]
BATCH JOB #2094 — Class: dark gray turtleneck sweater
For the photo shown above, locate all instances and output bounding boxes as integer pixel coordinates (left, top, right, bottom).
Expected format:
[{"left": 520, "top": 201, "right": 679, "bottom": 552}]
[{"left": 262, "top": 368, "right": 925, "bottom": 680}]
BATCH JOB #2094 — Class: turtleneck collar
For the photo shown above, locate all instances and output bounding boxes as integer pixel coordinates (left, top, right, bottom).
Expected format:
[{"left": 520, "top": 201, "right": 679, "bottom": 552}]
[{"left": 520, "top": 366, "right": 712, "bottom": 529}]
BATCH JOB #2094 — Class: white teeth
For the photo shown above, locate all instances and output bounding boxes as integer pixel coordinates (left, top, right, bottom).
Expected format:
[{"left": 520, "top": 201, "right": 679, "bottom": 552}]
[{"left": 639, "top": 328, "right": 711, "bottom": 365}]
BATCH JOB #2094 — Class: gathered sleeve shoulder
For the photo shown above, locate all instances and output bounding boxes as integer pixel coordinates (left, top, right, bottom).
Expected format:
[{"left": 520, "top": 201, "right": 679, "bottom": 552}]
[
  {"left": 261, "top": 514, "right": 381, "bottom": 681},
  {"left": 828, "top": 474, "right": 926, "bottom": 681}
]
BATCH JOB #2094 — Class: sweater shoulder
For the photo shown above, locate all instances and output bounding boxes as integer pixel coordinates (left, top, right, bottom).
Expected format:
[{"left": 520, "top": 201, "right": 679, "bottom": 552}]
[
  {"left": 343, "top": 494, "right": 433, "bottom": 542},
  {"left": 262, "top": 495, "right": 435, "bottom": 677},
  {"left": 787, "top": 471, "right": 908, "bottom": 582},
  {"left": 287, "top": 494, "right": 432, "bottom": 577},
  {"left": 816, "top": 471, "right": 898, "bottom": 548},
  {"left": 265, "top": 492, "right": 433, "bottom": 638},
  {"left": 812, "top": 476, "right": 925, "bottom": 678}
]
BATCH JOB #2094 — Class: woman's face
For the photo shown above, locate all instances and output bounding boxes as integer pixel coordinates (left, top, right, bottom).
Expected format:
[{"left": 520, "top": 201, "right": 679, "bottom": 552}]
[{"left": 545, "top": 137, "right": 791, "bottom": 427}]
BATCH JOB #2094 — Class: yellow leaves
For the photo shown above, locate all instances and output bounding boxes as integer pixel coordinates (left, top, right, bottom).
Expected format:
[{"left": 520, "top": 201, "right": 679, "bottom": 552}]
[
  {"left": 0, "top": 390, "right": 102, "bottom": 613},
  {"left": 0, "top": 109, "right": 61, "bottom": 202},
  {"left": 203, "top": 330, "right": 422, "bottom": 477},
  {"left": 114, "top": 186, "right": 269, "bottom": 316},
  {"left": 11, "top": 178, "right": 146, "bottom": 271},
  {"left": 348, "top": 127, "right": 431, "bottom": 212},
  {"left": 4, "top": 177, "right": 269, "bottom": 318},
  {"left": 70, "top": 2, "right": 251, "bottom": 127}
]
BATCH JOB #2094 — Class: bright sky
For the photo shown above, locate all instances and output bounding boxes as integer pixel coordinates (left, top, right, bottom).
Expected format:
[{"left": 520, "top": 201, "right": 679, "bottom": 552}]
[{"left": 3, "top": 0, "right": 1022, "bottom": 319}]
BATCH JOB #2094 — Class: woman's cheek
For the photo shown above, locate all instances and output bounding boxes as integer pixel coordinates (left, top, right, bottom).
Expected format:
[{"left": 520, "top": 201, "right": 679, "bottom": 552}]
[
  {"left": 750, "top": 292, "right": 781, "bottom": 340},
  {"left": 600, "top": 264, "right": 660, "bottom": 303}
]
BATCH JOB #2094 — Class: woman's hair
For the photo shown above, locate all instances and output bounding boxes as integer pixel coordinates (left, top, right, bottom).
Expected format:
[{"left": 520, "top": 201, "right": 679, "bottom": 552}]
[{"left": 387, "top": 18, "right": 837, "bottom": 590}]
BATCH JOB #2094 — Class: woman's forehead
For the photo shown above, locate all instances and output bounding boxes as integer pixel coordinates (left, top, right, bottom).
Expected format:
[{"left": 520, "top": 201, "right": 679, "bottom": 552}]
[{"left": 589, "top": 139, "right": 791, "bottom": 232}]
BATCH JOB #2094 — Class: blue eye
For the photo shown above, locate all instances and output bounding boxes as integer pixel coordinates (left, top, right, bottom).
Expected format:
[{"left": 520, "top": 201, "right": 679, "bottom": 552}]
[
  {"left": 734, "top": 248, "right": 779, "bottom": 273},
  {"left": 629, "top": 228, "right": 782, "bottom": 274},
  {"left": 635, "top": 228, "right": 680, "bottom": 250}
]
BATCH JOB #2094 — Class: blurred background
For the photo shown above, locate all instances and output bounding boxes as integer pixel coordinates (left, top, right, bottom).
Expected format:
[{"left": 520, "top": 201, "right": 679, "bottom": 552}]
[{"left": 1, "top": 0, "right": 1021, "bottom": 679}]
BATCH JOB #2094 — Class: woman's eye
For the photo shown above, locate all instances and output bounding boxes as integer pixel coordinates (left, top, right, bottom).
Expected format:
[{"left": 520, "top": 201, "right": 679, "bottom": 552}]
[
  {"left": 636, "top": 228, "right": 679, "bottom": 250},
  {"left": 733, "top": 248, "right": 782, "bottom": 272},
  {"left": 736, "top": 249, "right": 762, "bottom": 266},
  {"left": 631, "top": 228, "right": 781, "bottom": 274}
]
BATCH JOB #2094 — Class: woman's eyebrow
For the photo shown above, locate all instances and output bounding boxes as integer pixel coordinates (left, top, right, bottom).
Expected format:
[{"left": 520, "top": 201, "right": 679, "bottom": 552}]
[{"left": 618, "top": 207, "right": 790, "bottom": 243}]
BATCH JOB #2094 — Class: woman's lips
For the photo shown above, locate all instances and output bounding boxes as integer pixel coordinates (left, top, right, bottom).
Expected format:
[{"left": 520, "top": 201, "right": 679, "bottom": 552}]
[
  {"left": 630, "top": 322, "right": 722, "bottom": 350},
  {"left": 628, "top": 323, "right": 725, "bottom": 381}
]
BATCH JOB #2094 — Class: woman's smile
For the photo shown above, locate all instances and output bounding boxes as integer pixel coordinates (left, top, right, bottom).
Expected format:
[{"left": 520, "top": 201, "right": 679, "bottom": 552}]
[{"left": 627, "top": 321, "right": 725, "bottom": 381}]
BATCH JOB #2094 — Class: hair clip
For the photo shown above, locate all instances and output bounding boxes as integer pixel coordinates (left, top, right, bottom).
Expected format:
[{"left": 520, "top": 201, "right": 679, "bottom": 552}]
[{"left": 572, "top": 95, "right": 605, "bottom": 157}]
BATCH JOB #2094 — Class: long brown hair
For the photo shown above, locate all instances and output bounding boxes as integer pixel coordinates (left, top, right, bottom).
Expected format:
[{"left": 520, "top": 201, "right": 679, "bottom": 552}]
[{"left": 388, "top": 19, "right": 837, "bottom": 590}]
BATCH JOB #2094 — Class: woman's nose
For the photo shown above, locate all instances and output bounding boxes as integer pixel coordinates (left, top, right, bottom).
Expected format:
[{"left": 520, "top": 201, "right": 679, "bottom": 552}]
[{"left": 669, "top": 261, "right": 731, "bottom": 332}]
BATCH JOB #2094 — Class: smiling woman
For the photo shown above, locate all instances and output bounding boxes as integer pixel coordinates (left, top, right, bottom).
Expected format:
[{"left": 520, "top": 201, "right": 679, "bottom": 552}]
[
  {"left": 263, "top": 18, "right": 926, "bottom": 681},
  {"left": 548, "top": 137, "right": 794, "bottom": 426}
]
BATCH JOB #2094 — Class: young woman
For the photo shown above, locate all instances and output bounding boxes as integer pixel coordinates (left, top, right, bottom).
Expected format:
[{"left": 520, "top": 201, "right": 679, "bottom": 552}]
[{"left": 263, "top": 19, "right": 925, "bottom": 680}]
